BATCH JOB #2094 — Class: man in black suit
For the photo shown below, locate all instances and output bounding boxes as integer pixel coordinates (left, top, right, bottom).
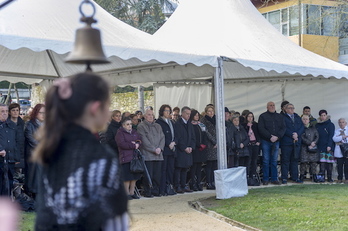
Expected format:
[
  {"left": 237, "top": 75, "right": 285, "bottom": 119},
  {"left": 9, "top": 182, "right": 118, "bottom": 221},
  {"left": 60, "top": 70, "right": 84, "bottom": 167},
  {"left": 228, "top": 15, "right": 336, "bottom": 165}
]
[{"left": 174, "top": 106, "right": 196, "bottom": 193}]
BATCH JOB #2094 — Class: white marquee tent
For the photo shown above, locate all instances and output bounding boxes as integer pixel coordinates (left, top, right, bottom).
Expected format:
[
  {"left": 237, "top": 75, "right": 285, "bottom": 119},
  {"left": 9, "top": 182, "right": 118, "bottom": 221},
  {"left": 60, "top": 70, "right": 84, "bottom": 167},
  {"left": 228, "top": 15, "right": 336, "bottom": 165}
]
[
  {"left": 152, "top": 0, "right": 348, "bottom": 122},
  {"left": 2, "top": 0, "right": 348, "bottom": 169},
  {"left": 0, "top": 0, "right": 217, "bottom": 85}
]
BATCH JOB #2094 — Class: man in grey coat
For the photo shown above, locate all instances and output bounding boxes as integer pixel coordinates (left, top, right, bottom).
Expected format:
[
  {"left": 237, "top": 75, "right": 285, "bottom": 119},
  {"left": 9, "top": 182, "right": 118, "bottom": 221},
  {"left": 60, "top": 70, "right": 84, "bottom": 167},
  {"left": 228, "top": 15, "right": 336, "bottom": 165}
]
[{"left": 137, "top": 109, "right": 165, "bottom": 197}]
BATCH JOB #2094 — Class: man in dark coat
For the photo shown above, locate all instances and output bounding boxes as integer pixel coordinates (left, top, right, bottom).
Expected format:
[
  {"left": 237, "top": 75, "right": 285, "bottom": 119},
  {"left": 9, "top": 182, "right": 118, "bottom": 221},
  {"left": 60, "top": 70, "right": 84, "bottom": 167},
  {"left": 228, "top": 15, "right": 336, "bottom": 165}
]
[
  {"left": 174, "top": 106, "right": 196, "bottom": 193},
  {"left": 156, "top": 104, "right": 177, "bottom": 196},
  {"left": 280, "top": 103, "right": 304, "bottom": 184},
  {"left": 0, "top": 104, "right": 21, "bottom": 195},
  {"left": 258, "top": 101, "right": 286, "bottom": 185}
]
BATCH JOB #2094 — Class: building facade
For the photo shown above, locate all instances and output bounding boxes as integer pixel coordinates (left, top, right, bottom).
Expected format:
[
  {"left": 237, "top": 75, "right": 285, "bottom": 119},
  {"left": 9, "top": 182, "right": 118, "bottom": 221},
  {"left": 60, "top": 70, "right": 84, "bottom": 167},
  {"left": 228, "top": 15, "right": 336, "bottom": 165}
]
[{"left": 252, "top": 0, "right": 348, "bottom": 64}]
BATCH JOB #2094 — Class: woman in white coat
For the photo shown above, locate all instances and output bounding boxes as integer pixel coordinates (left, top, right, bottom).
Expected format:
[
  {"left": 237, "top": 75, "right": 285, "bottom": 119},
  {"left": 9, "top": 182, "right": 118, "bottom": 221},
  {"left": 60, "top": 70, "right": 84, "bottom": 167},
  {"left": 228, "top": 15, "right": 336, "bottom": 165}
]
[{"left": 332, "top": 118, "right": 348, "bottom": 183}]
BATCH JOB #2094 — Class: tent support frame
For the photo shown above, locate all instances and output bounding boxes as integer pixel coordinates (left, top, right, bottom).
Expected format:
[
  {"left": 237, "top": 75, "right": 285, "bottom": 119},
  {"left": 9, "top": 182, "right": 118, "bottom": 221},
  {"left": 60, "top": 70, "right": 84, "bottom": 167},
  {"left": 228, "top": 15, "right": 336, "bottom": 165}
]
[{"left": 214, "top": 57, "right": 227, "bottom": 170}]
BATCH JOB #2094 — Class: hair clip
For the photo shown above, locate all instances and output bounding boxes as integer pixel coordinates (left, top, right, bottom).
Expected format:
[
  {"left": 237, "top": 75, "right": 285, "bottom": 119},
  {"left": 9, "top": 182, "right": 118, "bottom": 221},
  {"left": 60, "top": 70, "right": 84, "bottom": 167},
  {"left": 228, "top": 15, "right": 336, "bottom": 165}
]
[{"left": 53, "top": 78, "right": 72, "bottom": 100}]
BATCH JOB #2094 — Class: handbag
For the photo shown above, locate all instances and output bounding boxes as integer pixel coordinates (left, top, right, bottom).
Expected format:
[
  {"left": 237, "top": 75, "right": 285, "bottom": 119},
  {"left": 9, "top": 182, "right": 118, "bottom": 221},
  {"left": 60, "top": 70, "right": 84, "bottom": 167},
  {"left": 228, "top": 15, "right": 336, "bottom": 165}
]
[
  {"left": 198, "top": 144, "right": 207, "bottom": 151},
  {"left": 307, "top": 145, "right": 318, "bottom": 153},
  {"left": 319, "top": 152, "right": 335, "bottom": 163},
  {"left": 130, "top": 149, "right": 144, "bottom": 173},
  {"left": 339, "top": 143, "right": 348, "bottom": 158}
]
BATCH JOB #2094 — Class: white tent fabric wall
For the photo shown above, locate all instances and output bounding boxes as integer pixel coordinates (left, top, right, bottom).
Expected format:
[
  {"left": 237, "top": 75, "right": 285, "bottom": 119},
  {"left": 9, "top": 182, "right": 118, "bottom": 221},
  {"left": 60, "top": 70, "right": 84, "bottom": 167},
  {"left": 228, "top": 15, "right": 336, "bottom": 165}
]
[
  {"left": 283, "top": 78, "right": 348, "bottom": 124},
  {"left": 223, "top": 78, "right": 348, "bottom": 124},
  {"left": 154, "top": 83, "right": 212, "bottom": 114},
  {"left": 224, "top": 80, "right": 283, "bottom": 121}
]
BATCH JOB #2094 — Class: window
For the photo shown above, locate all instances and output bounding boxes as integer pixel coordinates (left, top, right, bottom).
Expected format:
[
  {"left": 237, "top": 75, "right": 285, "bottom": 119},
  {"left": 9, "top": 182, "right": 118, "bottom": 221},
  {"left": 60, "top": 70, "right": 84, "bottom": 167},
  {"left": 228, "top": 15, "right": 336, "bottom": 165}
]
[
  {"left": 268, "top": 10, "right": 281, "bottom": 31},
  {"left": 304, "top": 5, "right": 321, "bottom": 35},
  {"left": 289, "top": 5, "right": 300, "bottom": 36},
  {"left": 322, "top": 6, "right": 339, "bottom": 36},
  {"left": 281, "top": 8, "right": 289, "bottom": 36}
]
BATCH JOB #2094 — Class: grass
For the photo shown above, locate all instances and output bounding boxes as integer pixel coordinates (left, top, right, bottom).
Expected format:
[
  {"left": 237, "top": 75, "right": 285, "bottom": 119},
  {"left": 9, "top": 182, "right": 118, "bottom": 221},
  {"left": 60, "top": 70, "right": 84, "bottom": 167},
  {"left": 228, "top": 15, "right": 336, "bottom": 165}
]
[
  {"left": 201, "top": 184, "right": 348, "bottom": 231},
  {"left": 19, "top": 212, "right": 35, "bottom": 231}
]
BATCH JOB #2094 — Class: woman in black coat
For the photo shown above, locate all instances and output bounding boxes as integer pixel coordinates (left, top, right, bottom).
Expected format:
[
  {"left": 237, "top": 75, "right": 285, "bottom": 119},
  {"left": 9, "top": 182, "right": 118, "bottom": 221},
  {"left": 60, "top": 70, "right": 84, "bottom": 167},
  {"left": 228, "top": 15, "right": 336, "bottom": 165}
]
[
  {"left": 24, "top": 103, "right": 45, "bottom": 198},
  {"left": 231, "top": 115, "right": 250, "bottom": 173},
  {"left": 316, "top": 109, "right": 335, "bottom": 182},
  {"left": 189, "top": 109, "right": 208, "bottom": 191},
  {"left": 242, "top": 112, "right": 260, "bottom": 182},
  {"left": 199, "top": 105, "right": 217, "bottom": 189},
  {"left": 156, "top": 104, "right": 177, "bottom": 196},
  {"left": 106, "top": 110, "right": 121, "bottom": 157}
]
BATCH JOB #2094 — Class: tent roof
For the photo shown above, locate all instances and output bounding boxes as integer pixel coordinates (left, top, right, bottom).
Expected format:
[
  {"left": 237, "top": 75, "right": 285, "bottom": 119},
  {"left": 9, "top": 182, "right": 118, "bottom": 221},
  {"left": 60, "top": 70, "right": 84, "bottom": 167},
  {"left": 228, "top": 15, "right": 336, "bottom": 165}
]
[
  {"left": 0, "top": 0, "right": 216, "bottom": 84},
  {"left": 154, "top": 0, "right": 348, "bottom": 79},
  {"left": 1, "top": 0, "right": 347, "bottom": 85}
]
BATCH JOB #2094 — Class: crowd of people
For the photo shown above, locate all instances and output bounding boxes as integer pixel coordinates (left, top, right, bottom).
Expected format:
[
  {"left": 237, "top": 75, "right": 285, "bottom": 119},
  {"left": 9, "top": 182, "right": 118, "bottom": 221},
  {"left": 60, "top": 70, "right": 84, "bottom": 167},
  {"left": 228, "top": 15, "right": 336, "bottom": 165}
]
[
  {"left": 0, "top": 73, "right": 348, "bottom": 229},
  {"left": 2, "top": 96, "right": 347, "bottom": 201},
  {"left": 101, "top": 100, "right": 348, "bottom": 200}
]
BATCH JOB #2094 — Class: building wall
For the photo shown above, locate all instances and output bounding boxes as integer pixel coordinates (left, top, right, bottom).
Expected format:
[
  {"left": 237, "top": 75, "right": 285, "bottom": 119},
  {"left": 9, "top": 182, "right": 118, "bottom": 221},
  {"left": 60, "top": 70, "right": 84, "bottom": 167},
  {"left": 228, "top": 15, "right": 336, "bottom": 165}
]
[
  {"left": 257, "top": 0, "right": 338, "bottom": 13},
  {"left": 255, "top": 0, "right": 342, "bottom": 62},
  {"left": 288, "top": 34, "right": 339, "bottom": 61}
]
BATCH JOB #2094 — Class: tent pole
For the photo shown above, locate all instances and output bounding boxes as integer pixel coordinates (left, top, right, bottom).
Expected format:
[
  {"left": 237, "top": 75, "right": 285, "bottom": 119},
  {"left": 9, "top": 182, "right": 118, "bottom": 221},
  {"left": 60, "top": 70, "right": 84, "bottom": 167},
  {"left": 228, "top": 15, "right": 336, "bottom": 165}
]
[
  {"left": 138, "top": 85, "right": 144, "bottom": 112},
  {"left": 214, "top": 57, "right": 227, "bottom": 170}
]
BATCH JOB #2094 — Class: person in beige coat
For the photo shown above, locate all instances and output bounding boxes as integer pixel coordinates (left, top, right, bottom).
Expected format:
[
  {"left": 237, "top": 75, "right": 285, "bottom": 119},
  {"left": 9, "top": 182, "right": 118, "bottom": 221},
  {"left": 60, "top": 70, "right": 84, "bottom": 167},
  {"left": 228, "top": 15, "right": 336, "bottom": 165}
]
[{"left": 137, "top": 109, "right": 165, "bottom": 197}]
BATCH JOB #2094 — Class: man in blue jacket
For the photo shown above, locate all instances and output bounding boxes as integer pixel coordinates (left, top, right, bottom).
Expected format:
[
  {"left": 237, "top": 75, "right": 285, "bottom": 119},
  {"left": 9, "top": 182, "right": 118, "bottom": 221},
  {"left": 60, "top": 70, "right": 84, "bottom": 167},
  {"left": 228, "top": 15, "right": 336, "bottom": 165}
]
[{"left": 280, "top": 103, "right": 304, "bottom": 184}]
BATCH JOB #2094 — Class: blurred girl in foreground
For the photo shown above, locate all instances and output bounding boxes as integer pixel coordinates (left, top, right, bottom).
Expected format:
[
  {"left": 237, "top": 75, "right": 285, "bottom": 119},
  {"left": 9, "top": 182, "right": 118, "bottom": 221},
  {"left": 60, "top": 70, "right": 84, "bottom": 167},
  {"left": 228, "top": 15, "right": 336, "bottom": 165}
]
[{"left": 33, "top": 73, "right": 128, "bottom": 231}]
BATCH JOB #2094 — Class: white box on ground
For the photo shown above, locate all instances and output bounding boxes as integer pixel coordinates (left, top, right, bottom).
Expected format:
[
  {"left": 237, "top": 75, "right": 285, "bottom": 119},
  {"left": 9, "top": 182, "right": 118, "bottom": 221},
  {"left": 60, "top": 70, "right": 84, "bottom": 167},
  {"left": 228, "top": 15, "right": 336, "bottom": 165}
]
[{"left": 214, "top": 167, "right": 248, "bottom": 199}]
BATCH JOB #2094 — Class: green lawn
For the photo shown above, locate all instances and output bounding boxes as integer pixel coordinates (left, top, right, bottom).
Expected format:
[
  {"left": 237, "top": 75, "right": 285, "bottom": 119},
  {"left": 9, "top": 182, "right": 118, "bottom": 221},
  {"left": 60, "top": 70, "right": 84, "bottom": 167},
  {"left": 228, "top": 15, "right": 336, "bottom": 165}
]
[
  {"left": 19, "top": 212, "right": 35, "bottom": 231},
  {"left": 201, "top": 184, "right": 348, "bottom": 231}
]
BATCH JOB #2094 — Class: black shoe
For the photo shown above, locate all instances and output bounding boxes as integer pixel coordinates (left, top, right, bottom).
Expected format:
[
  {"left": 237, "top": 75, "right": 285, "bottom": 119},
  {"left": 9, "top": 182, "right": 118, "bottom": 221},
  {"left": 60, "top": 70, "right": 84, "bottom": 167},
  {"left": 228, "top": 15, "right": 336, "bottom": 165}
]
[
  {"left": 131, "top": 194, "right": 140, "bottom": 199},
  {"left": 192, "top": 183, "right": 199, "bottom": 191},
  {"left": 143, "top": 193, "right": 154, "bottom": 198},
  {"left": 328, "top": 178, "right": 334, "bottom": 183},
  {"left": 167, "top": 190, "right": 176, "bottom": 196},
  {"left": 166, "top": 184, "right": 177, "bottom": 195},
  {"left": 281, "top": 179, "right": 287, "bottom": 184},
  {"left": 127, "top": 195, "right": 133, "bottom": 200},
  {"left": 198, "top": 184, "right": 203, "bottom": 191},
  {"left": 153, "top": 193, "right": 162, "bottom": 197},
  {"left": 175, "top": 186, "right": 184, "bottom": 194},
  {"left": 263, "top": 181, "right": 269, "bottom": 185},
  {"left": 206, "top": 183, "right": 215, "bottom": 190},
  {"left": 184, "top": 186, "right": 193, "bottom": 193},
  {"left": 271, "top": 180, "right": 281, "bottom": 185}
]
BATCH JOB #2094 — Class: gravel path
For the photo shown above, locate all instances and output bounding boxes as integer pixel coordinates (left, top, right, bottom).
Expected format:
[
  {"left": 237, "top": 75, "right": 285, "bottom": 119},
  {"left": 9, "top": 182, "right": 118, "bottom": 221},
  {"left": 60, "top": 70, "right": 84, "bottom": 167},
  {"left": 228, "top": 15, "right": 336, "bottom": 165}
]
[{"left": 128, "top": 190, "right": 244, "bottom": 231}]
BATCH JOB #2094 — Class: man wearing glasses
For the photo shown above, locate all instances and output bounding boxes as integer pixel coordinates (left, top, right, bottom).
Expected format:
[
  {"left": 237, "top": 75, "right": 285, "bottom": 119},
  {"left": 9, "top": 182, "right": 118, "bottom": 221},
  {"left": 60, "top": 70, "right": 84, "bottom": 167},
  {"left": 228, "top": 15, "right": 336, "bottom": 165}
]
[{"left": 280, "top": 103, "right": 304, "bottom": 184}]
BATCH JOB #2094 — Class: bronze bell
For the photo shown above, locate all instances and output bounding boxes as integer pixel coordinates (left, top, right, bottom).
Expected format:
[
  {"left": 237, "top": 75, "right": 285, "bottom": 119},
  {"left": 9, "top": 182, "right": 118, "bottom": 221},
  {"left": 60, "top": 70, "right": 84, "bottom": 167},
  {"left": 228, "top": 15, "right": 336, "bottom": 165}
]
[{"left": 65, "top": 4, "right": 110, "bottom": 71}]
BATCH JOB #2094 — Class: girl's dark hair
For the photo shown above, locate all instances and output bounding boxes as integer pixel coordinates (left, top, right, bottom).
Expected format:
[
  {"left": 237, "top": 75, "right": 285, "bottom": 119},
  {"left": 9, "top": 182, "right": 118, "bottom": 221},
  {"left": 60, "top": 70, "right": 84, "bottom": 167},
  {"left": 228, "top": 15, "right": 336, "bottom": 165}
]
[
  {"left": 30, "top": 103, "right": 45, "bottom": 122},
  {"left": 158, "top": 104, "right": 172, "bottom": 117},
  {"left": 120, "top": 116, "right": 132, "bottom": 125},
  {"left": 189, "top": 109, "right": 200, "bottom": 121},
  {"left": 245, "top": 112, "right": 254, "bottom": 122},
  {"left": 33, "top": 73, "right": 109, "bottom": 165}
]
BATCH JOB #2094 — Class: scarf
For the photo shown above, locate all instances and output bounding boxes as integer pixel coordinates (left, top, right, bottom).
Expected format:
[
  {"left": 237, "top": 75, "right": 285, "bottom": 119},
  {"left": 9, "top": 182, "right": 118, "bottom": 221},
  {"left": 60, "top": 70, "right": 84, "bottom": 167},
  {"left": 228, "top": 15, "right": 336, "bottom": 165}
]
[{"left": 205, "top": 115, "right": 216, "bottom": 126}]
